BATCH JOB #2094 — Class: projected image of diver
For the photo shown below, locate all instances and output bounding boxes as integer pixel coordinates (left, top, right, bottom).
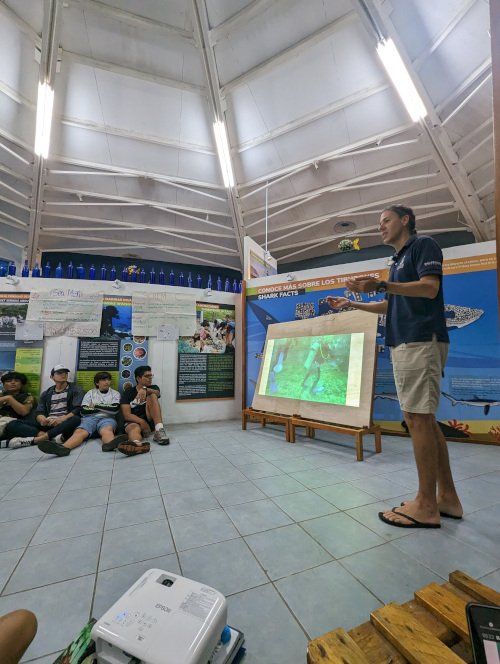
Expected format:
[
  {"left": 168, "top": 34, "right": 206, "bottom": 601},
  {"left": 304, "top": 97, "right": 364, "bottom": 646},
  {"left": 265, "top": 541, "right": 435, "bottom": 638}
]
[{"left": 259, "top": 333, "right": 362, "bottom": 406}]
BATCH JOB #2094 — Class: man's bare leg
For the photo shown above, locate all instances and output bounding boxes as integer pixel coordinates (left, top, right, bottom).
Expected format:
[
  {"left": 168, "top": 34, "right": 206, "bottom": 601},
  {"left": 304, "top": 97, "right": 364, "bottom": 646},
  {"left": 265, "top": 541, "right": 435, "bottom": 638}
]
[
  {"left": 381, "top": 412, "right": 440, "bottom": 525},
  {"left": 100, "top": 426, "right": 116, "bottom": 445},
  {"left": 145, "top": 394, "right": 163, "bottom": 426},
  {"left": 434, "top": 419, "right": 463, "bottom": 517},
  {"left": 0, "top": 610, "right": 37, "bottom": 664},
  {"left": 117, "top": 423, "right": 150, "bottom": 456},
  {"left": 59, "top": 428, "right": 89, "bottom": 451},
  {"left": 146, "top": 395, "right": 169, "bottom": 444}
]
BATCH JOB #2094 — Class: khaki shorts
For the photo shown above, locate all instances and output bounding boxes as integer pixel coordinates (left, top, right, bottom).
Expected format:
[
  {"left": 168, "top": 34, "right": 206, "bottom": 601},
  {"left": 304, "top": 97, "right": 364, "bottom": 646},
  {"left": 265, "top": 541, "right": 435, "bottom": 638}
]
[{"left": 391, "top": 337, "right": 448, "bottom": 414}]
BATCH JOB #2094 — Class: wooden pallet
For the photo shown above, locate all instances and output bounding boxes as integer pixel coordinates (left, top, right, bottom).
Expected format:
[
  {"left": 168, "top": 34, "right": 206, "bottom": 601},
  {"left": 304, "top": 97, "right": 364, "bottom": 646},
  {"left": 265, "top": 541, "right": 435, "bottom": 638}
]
[
  {"left": 290, "top": 417, "right": 382, "bottom": 461},
  {"left": 307, "top": 570, "right": 500, "bottom": 663},
  {"left": 241, "top": 408, "right": 291, "bottom": 442}
]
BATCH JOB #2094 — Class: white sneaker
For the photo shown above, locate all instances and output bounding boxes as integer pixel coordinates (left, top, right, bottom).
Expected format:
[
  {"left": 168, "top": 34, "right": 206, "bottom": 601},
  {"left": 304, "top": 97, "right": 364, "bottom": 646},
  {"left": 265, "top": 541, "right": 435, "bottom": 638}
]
[
  {"left": 9, "top": 436, "right": 34, "bottom": 449},
  {"left": 153, "top": 427, "right": 170, "bottom": 445}
]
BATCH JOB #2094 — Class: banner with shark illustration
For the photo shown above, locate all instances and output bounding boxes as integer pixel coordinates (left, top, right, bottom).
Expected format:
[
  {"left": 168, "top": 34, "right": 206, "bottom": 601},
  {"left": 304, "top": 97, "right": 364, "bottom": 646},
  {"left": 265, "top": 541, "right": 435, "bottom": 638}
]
[{"left": 245, "top": 241, "right": 498, "bottom": 443}]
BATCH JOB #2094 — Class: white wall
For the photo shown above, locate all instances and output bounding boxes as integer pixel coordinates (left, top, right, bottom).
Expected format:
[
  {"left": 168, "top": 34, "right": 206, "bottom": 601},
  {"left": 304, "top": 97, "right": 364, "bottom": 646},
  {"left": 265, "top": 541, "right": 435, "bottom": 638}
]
[{"left": 4, "top": 277, "right": 242, "bottom": 425}]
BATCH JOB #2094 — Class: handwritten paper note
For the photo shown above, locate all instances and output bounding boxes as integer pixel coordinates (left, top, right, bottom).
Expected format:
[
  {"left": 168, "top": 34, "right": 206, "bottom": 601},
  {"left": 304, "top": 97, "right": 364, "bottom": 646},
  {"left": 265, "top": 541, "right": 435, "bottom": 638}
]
[
  {"left": 14, "top": 321, "right": 44, "bottom": 341},
  {"left": 132, "top": 293, "right": 195, "bottom": 337},
  {"left": 27, "top": 289, "right": 103, "bottom": 337},
  {"left": 157, "top": 323, "right": 179, "bottom": 341}
]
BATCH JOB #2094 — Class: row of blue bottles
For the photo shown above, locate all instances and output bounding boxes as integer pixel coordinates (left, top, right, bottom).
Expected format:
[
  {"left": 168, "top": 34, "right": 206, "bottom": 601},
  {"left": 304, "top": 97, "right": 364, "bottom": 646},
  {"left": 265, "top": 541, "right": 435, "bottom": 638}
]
[
  {"left": 0, "top": 262, "right": 16, "bottom": 276},
  {"left": 15, "top": 260, "right": 243, "bottom": 291}
]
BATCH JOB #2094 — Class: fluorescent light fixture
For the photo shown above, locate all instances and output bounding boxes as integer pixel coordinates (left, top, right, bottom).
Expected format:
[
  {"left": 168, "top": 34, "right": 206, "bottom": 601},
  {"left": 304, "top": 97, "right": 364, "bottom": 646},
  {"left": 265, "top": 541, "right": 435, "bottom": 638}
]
[
  {"left": 34, "top": 82, "right": 54, "bottom": 158},
  {"left": 376, "top": 38, "right": 427, "bottom": 122},
  {"left": 213, "top": 120, "right": 235, "bottom": 188}
]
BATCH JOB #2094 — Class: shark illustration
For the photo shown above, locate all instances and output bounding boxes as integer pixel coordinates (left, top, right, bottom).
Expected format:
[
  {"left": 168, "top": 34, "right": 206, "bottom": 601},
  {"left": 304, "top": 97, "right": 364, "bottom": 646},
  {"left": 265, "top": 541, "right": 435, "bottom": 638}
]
[
  {"left": 441, "top": 392, "right": 500, "bottom": 415},
  {"left": 443, "top": 305, "right": 484, "bottom": 330},
  {"left": 370, "top": 305, "right": 483, "bottom": 332},
  {"left": 374, "top": 393, "right": 399, "bottom": 402}
]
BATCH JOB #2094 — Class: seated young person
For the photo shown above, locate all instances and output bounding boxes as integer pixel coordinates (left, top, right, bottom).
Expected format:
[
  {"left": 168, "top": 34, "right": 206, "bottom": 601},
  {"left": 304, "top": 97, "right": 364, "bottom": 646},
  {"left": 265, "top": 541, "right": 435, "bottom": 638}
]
[
  {"left": 8, "top": 365, "right": 83, "bottom": 449},
  {"left": 38, "top": 371, "right": 127, "bottom": 457},
  {"left": 0, "top": 372, "right": 35, "bottom": 444},
  {"left": 118, "top": 365, "right": 168, "bottom": 456}
]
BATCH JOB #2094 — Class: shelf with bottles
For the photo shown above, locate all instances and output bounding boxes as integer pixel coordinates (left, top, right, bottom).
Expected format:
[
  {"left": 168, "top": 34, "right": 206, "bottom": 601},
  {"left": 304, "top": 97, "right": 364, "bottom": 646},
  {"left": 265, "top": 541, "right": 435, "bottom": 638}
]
[{"left": 15, "top": 260, "right": 243, "bottom": 293}]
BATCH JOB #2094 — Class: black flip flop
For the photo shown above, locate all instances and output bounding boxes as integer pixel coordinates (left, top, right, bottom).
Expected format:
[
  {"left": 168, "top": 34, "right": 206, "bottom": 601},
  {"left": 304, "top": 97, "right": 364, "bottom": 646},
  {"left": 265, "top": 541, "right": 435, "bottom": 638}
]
[{"left": 379, "top": 510, "right": 441, "bottom": 529}]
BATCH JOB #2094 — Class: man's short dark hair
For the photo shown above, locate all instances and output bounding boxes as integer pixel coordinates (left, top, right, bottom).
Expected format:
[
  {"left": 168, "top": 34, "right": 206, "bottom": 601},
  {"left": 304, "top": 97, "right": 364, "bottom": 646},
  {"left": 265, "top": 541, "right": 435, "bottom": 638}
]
[
  {"left": 1, "top": 371, "right": 27, "bottom": 386},
  {"left": 135, "top": 365, "right": 151, "bottom": 380},
  {"left": 94, "top": 371, "right": 112, "bottom": 386},
  {"left": 384, "top": 204, "right": 416, "bottom": 234}
]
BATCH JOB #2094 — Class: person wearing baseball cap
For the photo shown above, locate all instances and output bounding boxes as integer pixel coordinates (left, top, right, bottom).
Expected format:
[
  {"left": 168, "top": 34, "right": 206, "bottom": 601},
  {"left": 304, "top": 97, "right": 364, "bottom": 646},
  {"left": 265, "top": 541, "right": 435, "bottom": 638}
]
[
  {"left": 51, "top": 364, "right": 70, "bottom": 376},
  {"left": 8, "top": 364, "right": 84, "bottom": 451}
]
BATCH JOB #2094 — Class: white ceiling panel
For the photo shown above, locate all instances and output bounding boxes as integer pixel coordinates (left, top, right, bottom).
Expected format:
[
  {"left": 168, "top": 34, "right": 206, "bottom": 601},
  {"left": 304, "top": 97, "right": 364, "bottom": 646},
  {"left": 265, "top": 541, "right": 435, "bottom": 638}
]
[{"left": 0, "top": 0, "right": 494, "bottom": 269}]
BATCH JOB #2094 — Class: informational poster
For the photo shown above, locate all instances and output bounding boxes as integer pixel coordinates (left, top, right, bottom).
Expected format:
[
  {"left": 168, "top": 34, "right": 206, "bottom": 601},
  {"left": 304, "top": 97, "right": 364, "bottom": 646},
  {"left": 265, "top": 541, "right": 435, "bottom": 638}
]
[
  {"left": 177, "top": 302, "right": 235, "bottom": 400},
  {"left": 15, "top": 343, "right": 44, "bottom": 396},
  {"left": 132, "top": 293, "right": 196, "bottom": 337},
  {"left": 75, "top": 295, "right": 148, "bottom": 392},
  {"left": 0, "top": 292, "right": 29, "bottom": 371},
  {"left": 245, "top": 242, "right": 499, "bottom": 443},
  {"left": 27, "top": 288, "right": 103, "bottom": 337}
]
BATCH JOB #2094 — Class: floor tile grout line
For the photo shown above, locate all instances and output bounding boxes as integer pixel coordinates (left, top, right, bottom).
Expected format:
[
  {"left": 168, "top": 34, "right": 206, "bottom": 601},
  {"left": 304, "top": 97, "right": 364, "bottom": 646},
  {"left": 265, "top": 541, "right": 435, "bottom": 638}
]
[
  {"left": 0, "top": 454, "right": 86, "bottom": 596},
  {"left": 151, "top": 443, "right": 185, "bottom": 578},
  {"left": 88, "top": 445, "right": 117, "bottom": 620},
  {"left": 2, "top": 422, "right": 499, "bottom": 660}
]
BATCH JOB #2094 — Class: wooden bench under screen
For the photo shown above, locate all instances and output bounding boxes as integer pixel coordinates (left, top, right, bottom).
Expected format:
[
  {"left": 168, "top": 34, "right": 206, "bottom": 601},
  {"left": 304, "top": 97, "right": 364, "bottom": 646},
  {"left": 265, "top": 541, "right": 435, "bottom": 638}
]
[{"left": 289, "top": 417, "right": 382, "bottom": 461}]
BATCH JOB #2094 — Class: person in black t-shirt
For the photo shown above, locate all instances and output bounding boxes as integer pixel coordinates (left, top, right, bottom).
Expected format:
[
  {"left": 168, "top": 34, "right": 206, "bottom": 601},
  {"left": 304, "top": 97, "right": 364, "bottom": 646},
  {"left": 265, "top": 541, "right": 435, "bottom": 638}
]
[
  {"left": 327, "top": 204, "right": 462, "bottom": 530},
  {"left": 0, "top": 372, "right": 35, "bottom": 443},
  {"left": 119, "top": 365, "right": 169, "bottom": 455}
]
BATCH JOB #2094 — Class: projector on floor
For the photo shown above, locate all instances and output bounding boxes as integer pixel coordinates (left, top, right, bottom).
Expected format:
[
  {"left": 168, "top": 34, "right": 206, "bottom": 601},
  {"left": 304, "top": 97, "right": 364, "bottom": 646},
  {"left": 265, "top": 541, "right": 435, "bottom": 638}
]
[{"left": 91, "top": 569, "right": 244, "bottom": 664}]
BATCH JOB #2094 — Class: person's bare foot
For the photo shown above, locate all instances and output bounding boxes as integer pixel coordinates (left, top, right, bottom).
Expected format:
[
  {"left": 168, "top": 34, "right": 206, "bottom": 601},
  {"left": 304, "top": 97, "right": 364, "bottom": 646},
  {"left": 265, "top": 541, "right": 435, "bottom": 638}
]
[
  {"left": 401, "top": 498, "right": 463, "bottom": 519},
  {"left": 436, "top": 497, "right": 463, "bottom": 519},
  {"left": 382, "top": 502, "right": 440, "bottom": 527}
]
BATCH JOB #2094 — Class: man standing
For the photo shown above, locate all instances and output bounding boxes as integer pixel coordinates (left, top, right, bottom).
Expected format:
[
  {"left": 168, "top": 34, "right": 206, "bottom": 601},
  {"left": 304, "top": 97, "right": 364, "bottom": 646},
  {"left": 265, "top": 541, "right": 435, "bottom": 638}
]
[
  {"left": 119, "top": 365, "right": 169, "bottom": 455},
  {"left": 327, "top": 204, "right": 462, "bottom": 529},
  {"left": 8, "top": 365, "right": 83, "bottom": 449}
]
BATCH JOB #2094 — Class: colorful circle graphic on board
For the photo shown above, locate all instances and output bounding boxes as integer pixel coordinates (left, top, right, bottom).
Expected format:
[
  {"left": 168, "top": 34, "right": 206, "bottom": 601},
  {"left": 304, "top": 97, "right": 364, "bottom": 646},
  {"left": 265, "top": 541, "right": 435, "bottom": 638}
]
[
  {"left": 123, "top": 381, "right": 133, "bottom": 391},
  {"left": 133, "top": 336, "right": 146, "bottom": 344},
  {"left": 121, "top": 356, "right": 132, "bottom": 367},
  {"left": 133, "top": 347, "right": 147, "bottom": 360},
  {"left": 123, "top": 343, "right": 133, "bottom": 352},
  {"left": 121, "top": 369, "right": 131, "bottom": 378}
]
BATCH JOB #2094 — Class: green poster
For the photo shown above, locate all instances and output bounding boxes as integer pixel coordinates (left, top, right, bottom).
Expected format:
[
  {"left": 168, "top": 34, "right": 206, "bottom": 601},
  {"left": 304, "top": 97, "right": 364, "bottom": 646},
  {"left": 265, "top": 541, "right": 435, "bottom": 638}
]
[{"left": 15, "top": 344, "right": 44, "bottom": 396}]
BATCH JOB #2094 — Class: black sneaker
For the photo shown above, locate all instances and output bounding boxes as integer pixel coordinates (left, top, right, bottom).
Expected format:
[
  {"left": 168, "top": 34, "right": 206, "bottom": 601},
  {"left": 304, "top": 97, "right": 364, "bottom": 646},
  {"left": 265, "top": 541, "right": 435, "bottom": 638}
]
[
  {"left": 117, "top": 440, "right": 151, "bottom": 456},
  {"left": 102, "top": 433, "right": 129, "bottom": 452},
  {"left": 38, "top": 440, "right": 71, "bottom": 457}
]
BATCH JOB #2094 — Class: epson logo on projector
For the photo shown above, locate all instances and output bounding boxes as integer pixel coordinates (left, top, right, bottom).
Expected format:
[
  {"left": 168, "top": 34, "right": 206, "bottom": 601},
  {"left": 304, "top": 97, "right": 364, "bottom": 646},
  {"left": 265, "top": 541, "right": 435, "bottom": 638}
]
[{"left": 155, "top": 603, "right": 171, "bottom": 613}]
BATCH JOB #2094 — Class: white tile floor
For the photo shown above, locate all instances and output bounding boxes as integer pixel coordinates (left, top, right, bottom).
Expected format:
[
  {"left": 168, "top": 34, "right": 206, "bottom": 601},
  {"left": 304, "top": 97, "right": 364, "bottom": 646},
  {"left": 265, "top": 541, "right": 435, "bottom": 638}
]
[{"left": 1, "top": 420, "right": 500, "bottom": 663}]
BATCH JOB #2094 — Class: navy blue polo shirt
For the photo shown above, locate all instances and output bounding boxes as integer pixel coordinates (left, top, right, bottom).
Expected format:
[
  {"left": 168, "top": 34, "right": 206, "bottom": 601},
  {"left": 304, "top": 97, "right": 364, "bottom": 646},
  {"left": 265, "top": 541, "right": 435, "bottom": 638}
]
[{"left": 385, "top": 235, "right": 449, "bottom": 347}]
